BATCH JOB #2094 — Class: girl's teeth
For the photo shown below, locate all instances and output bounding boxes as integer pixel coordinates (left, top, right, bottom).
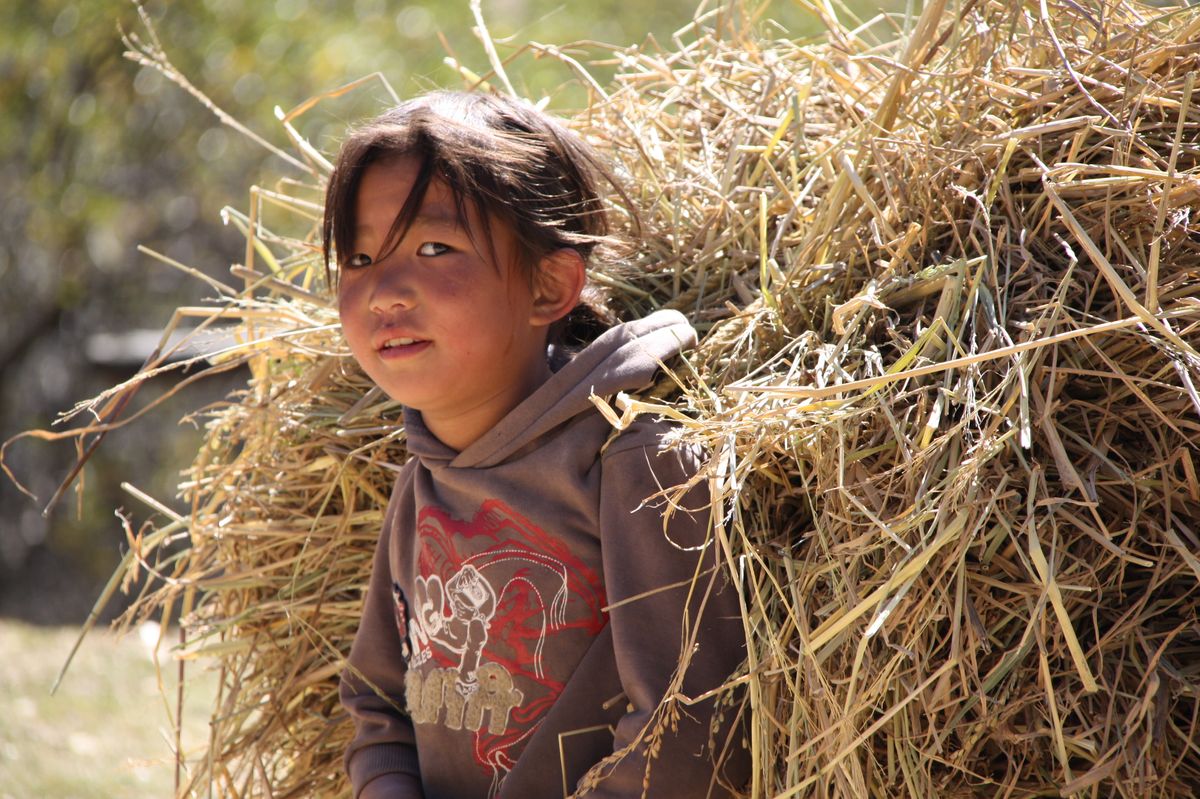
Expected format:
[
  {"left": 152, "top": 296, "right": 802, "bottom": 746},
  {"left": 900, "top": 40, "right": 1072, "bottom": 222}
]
[{"left": 384, "top": 337, "right": 416, "bottom": 347}]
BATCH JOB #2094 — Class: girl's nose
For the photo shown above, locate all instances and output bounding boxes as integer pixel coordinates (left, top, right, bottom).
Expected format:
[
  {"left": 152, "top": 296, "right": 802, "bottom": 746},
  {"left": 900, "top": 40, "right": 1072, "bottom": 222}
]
[{"left": 367, "top": 261, "right": 417, "bottom": 313}]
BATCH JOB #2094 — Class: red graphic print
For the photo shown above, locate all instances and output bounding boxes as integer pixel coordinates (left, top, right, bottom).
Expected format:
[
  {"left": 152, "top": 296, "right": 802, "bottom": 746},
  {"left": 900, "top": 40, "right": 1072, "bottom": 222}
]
[{"left": 406, "top": 499, "right": 607, "bottom": 788}]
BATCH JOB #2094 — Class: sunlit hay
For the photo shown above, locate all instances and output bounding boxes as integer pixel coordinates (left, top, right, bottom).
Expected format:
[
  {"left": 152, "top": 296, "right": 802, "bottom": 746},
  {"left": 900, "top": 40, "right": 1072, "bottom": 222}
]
[{"left": 102, "top": 1, "right": 1200, "bottom": 797}]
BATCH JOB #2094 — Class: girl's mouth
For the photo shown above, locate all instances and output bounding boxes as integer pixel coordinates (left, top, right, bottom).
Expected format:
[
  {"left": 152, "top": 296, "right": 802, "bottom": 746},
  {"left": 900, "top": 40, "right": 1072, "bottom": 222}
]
[{"left": 379, "top": 337, "right": 431, "bottom": 357}]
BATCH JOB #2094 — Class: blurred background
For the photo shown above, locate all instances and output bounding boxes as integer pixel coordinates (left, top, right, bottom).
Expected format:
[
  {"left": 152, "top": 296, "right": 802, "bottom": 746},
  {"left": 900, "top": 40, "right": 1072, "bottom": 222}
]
[{"left": 0, "top": 0, "right": 828, "bottom": 794}]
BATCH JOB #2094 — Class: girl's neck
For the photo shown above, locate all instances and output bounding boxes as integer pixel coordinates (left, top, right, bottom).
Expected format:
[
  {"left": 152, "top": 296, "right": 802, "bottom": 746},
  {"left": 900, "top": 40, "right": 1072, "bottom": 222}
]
[{"left": 422, "top": 355, "right": 553, "bottom": 452}]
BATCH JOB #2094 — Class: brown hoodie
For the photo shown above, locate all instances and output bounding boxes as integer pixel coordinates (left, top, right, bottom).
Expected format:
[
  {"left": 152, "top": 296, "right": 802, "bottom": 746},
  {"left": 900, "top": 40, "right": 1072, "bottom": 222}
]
[{"left": 340, "top": 310, "right": 747, "bottom": 799}]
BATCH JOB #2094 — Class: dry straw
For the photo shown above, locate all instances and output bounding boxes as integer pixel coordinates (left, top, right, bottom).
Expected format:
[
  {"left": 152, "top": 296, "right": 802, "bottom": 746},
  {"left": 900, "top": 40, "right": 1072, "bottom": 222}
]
[{"left": 22, "top": 0, "right": 1200, "bottom": 796}]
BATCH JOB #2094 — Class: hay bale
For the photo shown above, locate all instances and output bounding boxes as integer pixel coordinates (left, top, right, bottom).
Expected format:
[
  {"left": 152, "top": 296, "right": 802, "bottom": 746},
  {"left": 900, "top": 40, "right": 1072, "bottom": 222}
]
[{"left": 102, "top": 1, "right": 1200, "bottom": 796}]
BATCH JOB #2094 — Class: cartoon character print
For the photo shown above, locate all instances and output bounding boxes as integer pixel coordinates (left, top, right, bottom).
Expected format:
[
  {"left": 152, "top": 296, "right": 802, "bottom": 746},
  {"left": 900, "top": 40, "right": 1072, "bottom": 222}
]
[
  {"left": 414, "top": 565, "right": 496, "bottom": 688},
  {"left": 397, "top": 498, "right": 607, "bottom": 795}
]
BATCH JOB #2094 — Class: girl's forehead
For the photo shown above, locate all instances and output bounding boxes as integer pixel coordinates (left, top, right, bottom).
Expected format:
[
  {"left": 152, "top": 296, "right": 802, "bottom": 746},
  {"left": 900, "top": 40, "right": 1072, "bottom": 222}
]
[
  {"left": 357, "top": 156, "right": 424, "bottom": 206},
  {"left": 356, "top": 158, "right": 464, "bottom": 229},
  {"left": 352, "top": 156, "right": 516, "bottom": 272}
]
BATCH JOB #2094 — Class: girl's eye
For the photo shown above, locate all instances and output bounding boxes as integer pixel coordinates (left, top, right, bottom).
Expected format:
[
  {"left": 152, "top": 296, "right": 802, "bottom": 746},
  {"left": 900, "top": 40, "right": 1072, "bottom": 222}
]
[
  {"left": 345, "top": 252, "right": 373, "bottom": 269},
  {"left": 418, "top": 242, "right": 450, "bottom": 257}
]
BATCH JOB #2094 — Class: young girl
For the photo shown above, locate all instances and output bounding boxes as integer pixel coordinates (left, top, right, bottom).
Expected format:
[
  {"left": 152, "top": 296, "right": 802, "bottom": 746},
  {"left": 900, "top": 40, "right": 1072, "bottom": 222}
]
[{"left": 325, "top": 91, "right": 746, "bottom": 799}]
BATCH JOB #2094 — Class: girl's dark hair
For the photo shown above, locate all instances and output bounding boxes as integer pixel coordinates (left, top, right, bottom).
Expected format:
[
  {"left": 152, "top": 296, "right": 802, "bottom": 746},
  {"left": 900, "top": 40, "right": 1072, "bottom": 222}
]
[{"left": 322, "top": 91, "right": 629, "bottom": 348}]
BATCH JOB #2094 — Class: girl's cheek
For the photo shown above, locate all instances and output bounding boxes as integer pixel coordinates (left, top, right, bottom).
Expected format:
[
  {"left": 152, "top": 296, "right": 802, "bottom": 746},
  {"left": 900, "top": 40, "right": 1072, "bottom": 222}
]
[
  {"left": 336, "top": 281, "right": 363, "bottom": 322},
  {"left": 338, "top": 298, "right": 369, "bottom": 352}
]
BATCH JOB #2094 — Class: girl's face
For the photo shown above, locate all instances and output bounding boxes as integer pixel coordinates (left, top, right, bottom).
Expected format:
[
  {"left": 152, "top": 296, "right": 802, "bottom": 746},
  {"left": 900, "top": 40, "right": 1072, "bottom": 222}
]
[{"left": 337, "top": 156, "right": 551, "bottom": 451}]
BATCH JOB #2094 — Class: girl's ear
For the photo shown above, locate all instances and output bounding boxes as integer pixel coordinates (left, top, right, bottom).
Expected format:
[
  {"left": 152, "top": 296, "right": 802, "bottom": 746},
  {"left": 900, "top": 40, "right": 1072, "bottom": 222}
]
[{"left": 530, "top": 248, "right": 586, "bottom": 327}]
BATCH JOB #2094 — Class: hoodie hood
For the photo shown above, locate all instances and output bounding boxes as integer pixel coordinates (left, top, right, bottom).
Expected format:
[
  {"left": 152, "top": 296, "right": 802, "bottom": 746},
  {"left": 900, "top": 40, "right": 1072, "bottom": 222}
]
[{"left": 403, "top": 309, "right": 696, "bottom": 469}]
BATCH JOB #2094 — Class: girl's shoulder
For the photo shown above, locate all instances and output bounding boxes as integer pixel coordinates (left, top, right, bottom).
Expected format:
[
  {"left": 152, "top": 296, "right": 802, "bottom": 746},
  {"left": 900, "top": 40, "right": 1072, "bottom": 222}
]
[{"left": 599, "top": 414, "right": 705, "bottom": 478}]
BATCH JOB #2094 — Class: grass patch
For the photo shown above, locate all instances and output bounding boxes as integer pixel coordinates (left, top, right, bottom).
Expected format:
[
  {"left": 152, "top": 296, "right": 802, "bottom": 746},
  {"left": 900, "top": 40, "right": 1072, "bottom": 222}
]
[{"left": 0, "top": 620, "right": 217, "bottom": 799}]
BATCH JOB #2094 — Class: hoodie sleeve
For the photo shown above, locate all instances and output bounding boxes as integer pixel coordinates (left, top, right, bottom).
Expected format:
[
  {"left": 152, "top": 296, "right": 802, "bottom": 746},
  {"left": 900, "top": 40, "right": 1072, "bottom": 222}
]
[
  {"left": 579, "top": 426, "right": 748, "bottom": 798},
  {"left": 340, "top": 480, "right": 425, "bottom": 799}
]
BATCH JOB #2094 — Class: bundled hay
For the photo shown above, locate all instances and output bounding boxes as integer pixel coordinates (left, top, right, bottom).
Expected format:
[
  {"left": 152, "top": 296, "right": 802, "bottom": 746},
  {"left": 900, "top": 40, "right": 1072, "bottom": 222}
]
[{"left": 55, "top": 0, "right": 1200, "bottom": 796}]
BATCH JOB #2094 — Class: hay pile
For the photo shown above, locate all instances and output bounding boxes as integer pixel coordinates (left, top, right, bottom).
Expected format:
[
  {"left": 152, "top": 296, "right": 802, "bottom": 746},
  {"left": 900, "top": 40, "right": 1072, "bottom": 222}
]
[{"left": 86, "top": 0, "right": 1200, "bottom": 796}]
